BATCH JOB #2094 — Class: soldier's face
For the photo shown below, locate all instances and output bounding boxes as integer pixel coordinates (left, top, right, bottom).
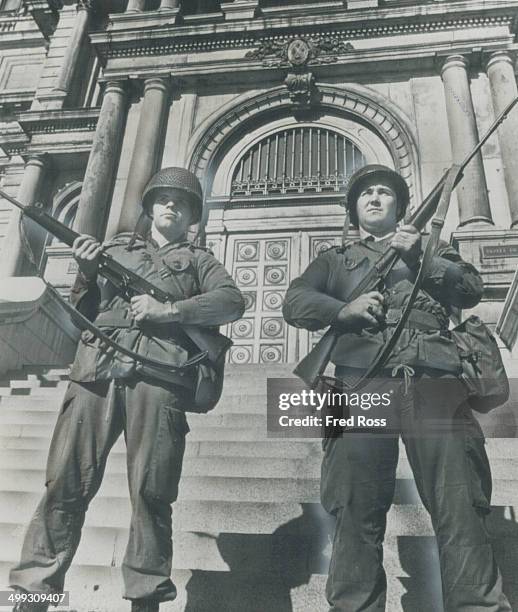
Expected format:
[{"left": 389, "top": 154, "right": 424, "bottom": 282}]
[
  {"left": 151, "top": 189, "right": 193, "bottom": 242},
  {"left": 355, "top": 182, "right": 398, "bottom": 235}
]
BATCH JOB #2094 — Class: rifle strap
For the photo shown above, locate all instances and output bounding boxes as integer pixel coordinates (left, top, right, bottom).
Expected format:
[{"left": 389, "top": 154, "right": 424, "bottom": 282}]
[
  {"left": 44, "top": 281, "right": 207, "bottom": 372},
  {"left": 325, "top": 164, "right": 462, "bottom": 392}
]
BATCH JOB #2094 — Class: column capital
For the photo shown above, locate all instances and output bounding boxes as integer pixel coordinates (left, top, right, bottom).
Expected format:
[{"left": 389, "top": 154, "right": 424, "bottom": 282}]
[
  {"left": 143, "top": 76, "right": 171, "bottom": 95},
  {"left": 103, "top": 80, "right": 128, "bottom": 96},
  {"left": 24, "top": 154, "right": 48, "bottom": 170},
  {"left": 440, "top": 54, "right": 469, "bottom": 78},
  {"left": 486, "top": 50, "right": 516, "bottom": 72}
]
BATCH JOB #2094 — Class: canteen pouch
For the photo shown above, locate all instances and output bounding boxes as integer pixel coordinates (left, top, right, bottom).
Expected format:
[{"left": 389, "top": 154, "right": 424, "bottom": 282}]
[
  {"left": 135, "top": 334, "right": 225, "bottom": 413},
  {"left": 193, "top": 357, "right": 225, "bottom": 414},
  {"left": 451, "top": 315, "right": 509, "bottom": 413}
]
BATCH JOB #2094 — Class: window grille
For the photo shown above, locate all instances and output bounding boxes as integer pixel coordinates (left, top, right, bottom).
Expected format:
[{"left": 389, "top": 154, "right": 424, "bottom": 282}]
[{"left": 231, "top": 126, "right": 366, "bottom": 197}]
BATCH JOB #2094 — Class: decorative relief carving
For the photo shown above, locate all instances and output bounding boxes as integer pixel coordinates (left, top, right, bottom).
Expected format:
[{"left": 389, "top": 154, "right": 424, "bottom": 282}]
[
  {"left": 246, "top": 35, "right": 353, "bottom": 68},
  {"left": 242, "top": 291, "right": 257, "bottom": 311},
  {"left": 265, "top": 240, "right": 287, "bottom": 261},
  {"left": 232, "top": 319, "right": 254, "bottom": 338},
  {"left": 260, "top": 345, "right": 284, "bottom": 364},
  {"left": 264, "top": 266, "right": 286, "bottom": 285},
  {"left": 263, "top": 291, "right": 284, "bottom": 311},
  {"left": 236, "top": 241, "right": 259, "bottom": 261},
  {"left": 312, "top": 236, "right": 342, "bottom": 259},
  {"left": 236, "top": 267, "right": 257, "bottom": 286},
  {"left": 284, "top": 71, "right": 319, "bottom": 108},
  {"left": 230, "top": 345, "right": 252, "bottom": 364},
  {"left": 261, "top": 318, "right": 285, "bottom": 339}
]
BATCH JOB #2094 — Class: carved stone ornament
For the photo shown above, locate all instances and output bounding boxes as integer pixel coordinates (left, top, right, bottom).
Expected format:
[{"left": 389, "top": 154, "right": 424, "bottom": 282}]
[
  {"left": 246, "top": 36, "right": 354, "bottom": 68},
  {"left": 284, "top": 72, "right": 319, "bottom": 108}
]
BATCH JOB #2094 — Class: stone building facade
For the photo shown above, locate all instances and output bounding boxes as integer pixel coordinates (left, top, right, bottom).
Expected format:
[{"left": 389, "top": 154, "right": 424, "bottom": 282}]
[{"left": 0, "top": 1, "right": 518, "bottom": 610}]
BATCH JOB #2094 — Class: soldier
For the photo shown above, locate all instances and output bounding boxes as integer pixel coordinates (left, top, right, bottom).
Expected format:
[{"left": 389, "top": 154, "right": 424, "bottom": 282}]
[
  {"left": 9, "top": 167, "right": 246, "bottom": 612},
  {"left": 283, "top": 165, "right": 511, "bottom": 611}
]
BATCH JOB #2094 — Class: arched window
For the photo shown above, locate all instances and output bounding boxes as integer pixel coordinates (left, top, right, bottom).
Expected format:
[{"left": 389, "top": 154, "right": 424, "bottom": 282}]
[
  {"left": 49, "top": 182, "right": 81, "bottom": 244},
  {"left": 231, "top": 126, "right": 366, "bottom": 198}
]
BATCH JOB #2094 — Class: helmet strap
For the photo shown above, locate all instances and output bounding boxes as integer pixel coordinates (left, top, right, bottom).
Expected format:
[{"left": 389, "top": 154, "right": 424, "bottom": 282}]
[
  {"left": 126, "top": 210, "right": 149, "bottom": 251},
  {"left": 341, "top": 210, "right": 351, "bottom": 247}
]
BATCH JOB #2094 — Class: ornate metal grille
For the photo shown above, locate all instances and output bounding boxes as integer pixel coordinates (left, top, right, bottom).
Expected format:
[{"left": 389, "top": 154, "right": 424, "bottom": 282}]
[{"left": 231, "top": 127, "right": 366, "bottom": 197}]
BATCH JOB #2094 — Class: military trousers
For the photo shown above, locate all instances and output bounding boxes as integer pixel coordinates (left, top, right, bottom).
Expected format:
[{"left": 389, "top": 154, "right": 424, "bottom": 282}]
[
  {"left": 9, "top": 377, "right": 190, "bottom": 603},
  {"left": 321, "top": 373, "right": 511, "bottom": 612}
]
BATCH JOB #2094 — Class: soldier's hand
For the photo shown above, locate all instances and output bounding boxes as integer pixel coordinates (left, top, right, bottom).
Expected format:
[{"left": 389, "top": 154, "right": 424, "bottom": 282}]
[
  {"left": 130, "top": 295, "right": 172, "bottom": 325},
  {"left": 72, "top": 235, "right": 102, "bottom": 279},
  {"left": 335, "top": 291, "right": 385, "bottom": 330},
  {"left": 390, "top": 225, "right": 422, "bottom": 268}
]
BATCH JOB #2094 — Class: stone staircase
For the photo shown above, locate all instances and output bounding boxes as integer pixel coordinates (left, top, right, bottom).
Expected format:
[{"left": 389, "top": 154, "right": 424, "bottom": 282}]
[{"left": 0, "top": 365, "right": 517, "bottom": 612}]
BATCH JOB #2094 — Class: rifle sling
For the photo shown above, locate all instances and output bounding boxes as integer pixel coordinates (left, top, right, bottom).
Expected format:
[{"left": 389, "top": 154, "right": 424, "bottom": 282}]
[
  {"left": 327, "top": 164, "right": 462, "bottom": 391},
  {"left": 44, "top": 282, "right": 207, "bottom": 372}
]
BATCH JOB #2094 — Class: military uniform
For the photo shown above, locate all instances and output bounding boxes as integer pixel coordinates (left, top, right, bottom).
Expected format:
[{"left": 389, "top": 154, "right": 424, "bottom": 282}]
[
  {"left": 283, "top": 236, "right": 511, "bottom": 611},
  {"left": 9, "top": 233, "right": 245, "bottom": 604}
]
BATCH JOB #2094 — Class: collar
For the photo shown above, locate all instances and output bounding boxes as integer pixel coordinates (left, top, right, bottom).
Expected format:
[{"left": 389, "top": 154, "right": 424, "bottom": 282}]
[{"left": 359, "top": 228, "right": 395, "bottom": 242}]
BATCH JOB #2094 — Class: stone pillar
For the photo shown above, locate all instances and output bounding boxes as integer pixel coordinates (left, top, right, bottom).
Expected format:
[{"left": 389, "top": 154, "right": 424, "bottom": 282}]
[
  {"left": 126, "top": 0, "right": 146, "bottom": 11},
  {"left": 486, "top": 51, "right": 518, "bottom": 228},
  {"left": 117, "top": 77, "right": 171, "bottom": 233},
  {"left": 160, "top": 0, "right": 179, "bottom": 8},
  {"left": 0, "top": 156, "right": 47, "bottom": 278},
  {"left": 54, "top": 1, "right": 92, "bottom": 95},
  {"left": 74, "top": 81, "right": 128, "bottom": 238},
  {"left": 441, "top": 54, "right": 492, "bottom": 226}
]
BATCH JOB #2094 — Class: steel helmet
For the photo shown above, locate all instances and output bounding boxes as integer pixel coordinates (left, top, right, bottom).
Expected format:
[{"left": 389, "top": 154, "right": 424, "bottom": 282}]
[
  {"left": 345, "top": 164, "right": 409, "bottom": 227},
  {"left": 142, "top": 167, "right": 203, "bottom": 224}
]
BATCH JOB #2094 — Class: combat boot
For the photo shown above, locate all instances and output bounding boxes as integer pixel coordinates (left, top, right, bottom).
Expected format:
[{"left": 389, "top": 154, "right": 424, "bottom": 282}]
[{"left": 130, "top": 599, "right": 159, "bottom": 612}]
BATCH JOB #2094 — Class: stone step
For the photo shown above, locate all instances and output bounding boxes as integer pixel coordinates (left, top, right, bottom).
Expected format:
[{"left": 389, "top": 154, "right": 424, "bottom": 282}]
[
  {"left": 2, "top": 448, "right": 518, "bottom": 481},
  {"left": 0, "top": 391, "right": 268, "bottom": 413},
  {"left": 1, "top": 470, "right": 518, "bottom": 505},
  {"left": 0, "top": 408, "right": 268, "bottom": 429},
  {"left": 0, "top": 436, "right": 321, "bottom": 458},
  {"left": 1, "top": 426, "right": 518, "bottom": 459},
  {"left": 2, "top": 488, "right": 516, "bottom": 540},
  {"left": 0, "top": 424, "right": 273, "bottom": 441}
]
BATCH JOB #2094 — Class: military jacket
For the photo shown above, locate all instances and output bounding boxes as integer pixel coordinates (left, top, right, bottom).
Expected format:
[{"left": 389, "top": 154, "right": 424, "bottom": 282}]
[
  {"left": 69, "top": 233, "right": 245, "bottom": 386},
  {"left": 282, "top": 236, "right": 483, "bottom": 372}
]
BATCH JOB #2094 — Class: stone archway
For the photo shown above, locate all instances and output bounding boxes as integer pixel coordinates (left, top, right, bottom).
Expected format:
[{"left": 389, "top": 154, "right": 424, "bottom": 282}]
[{"left": 188, "top": 82, "right": 421, "bottom": 207}]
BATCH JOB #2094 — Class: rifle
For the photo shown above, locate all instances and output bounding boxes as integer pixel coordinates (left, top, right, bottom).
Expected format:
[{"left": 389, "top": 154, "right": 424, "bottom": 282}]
[
  {"left": 0, "top": 189, "right": 231, "bottom": 365},
  {"left": 294, "top": 96, "right": 518, "bottom": 389}
]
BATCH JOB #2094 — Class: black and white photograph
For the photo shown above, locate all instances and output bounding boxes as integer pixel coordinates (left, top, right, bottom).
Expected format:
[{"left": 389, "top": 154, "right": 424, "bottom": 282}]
[{"left": 0, "top": 0, "right": 517, "bottom": 611}]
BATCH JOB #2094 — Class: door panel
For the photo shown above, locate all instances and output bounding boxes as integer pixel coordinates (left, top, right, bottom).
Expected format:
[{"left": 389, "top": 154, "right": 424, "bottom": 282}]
[
  {"left": 225, "top": 230, "right": 342, "bottom": 363},
  {"left": 225, "top": 234, "right": 300, "bottom": 364}
]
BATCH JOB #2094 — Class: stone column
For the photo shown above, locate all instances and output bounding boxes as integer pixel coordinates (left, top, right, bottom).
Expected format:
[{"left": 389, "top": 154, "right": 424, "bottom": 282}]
[
  {"left": 0, "top": 156, "right": 47, "bottom": 278},
  {"left": 160, "top": 0, "right": 179, "bottom": 8},
  {"left": 486, "top": 51, "right": 518, "bottom": 228},
  {"left": 126, "top": 0, "right": 146, "bottom": 11},
  {"left": 117, "top": 77, "right": 171, "bottom": 233},
  {"left": 54, "top": 1, "right": 92, "bottom": 95},
  {"left": 441, "top": 54, "right": 492, "bottom": 226},
  {"left": 74, "top": 81, "right": 128, "bottom": 238}
]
